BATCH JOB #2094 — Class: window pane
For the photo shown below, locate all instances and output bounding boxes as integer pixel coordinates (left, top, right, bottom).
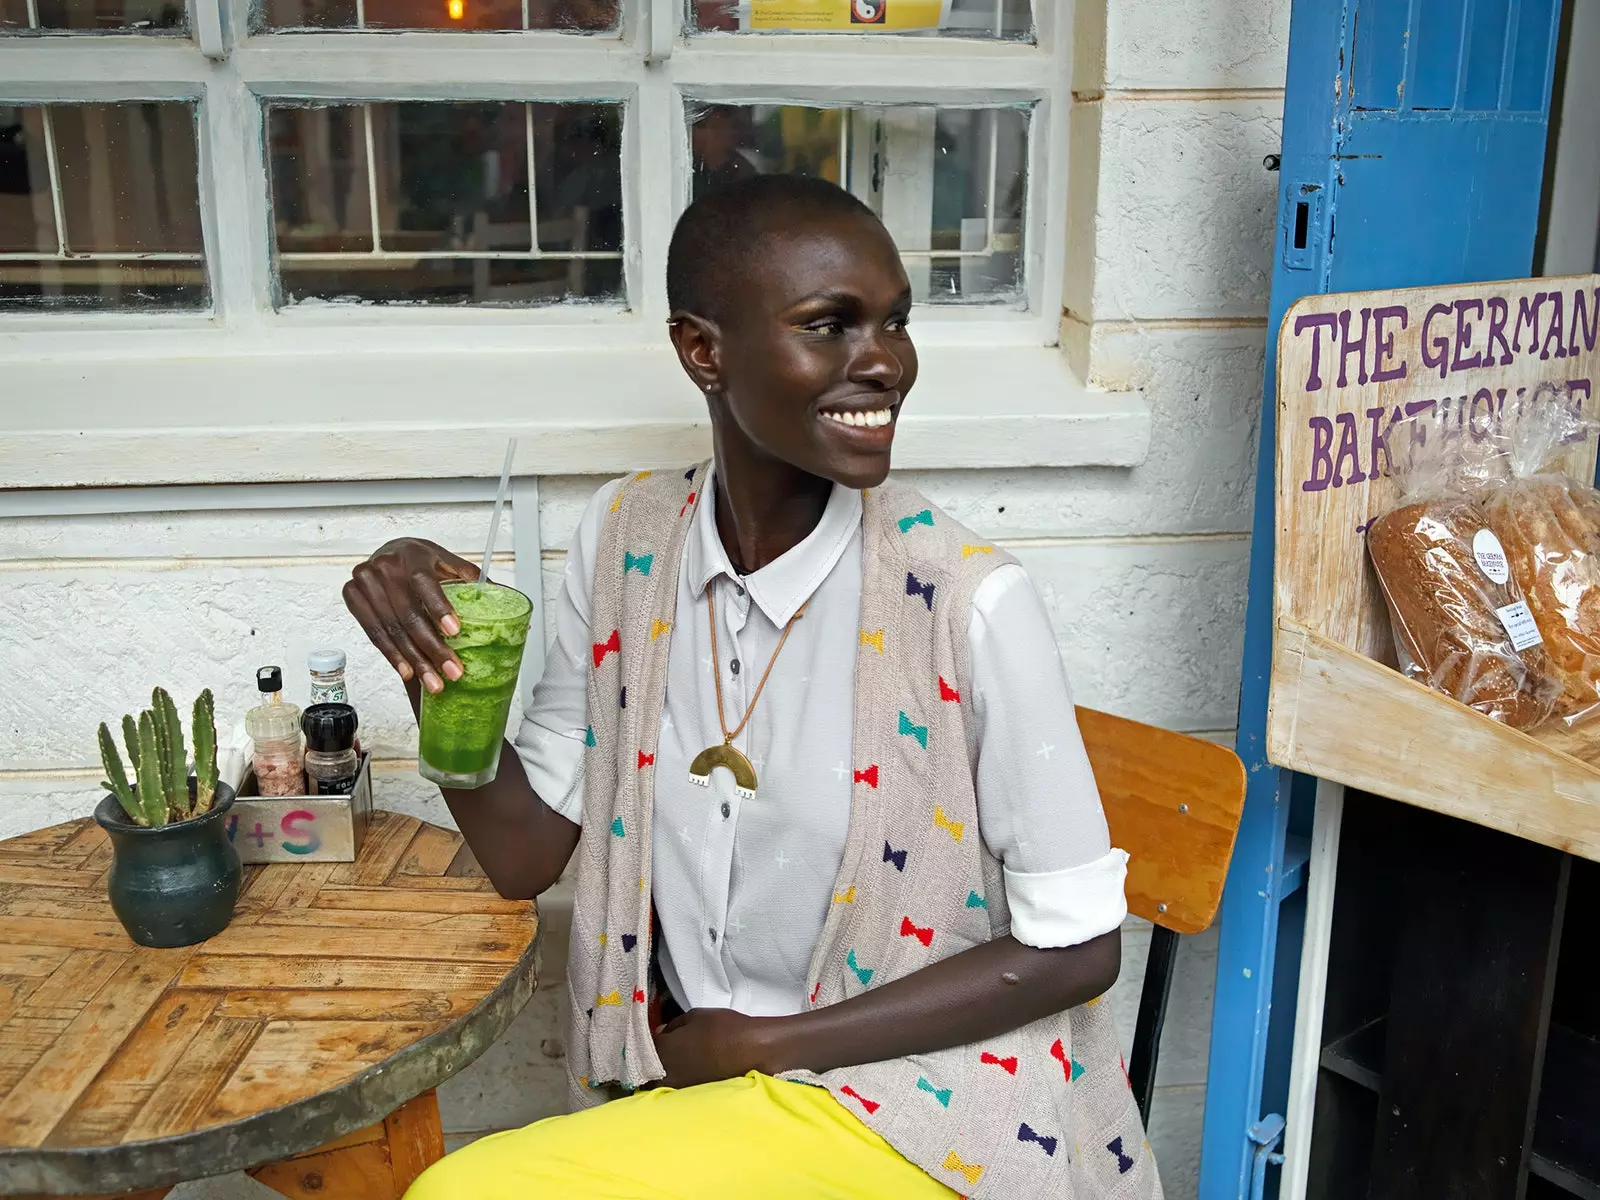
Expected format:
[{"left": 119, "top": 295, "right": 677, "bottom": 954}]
[
  {"left": 0, "top": 0, "right": 186, "bottom": 33},
  {"left": 0, "top": 102, "right": 208, "bottom": 312},
  {"left": 254, "top": 0, "right": 617, "bottom": 31},
  {"left": 690, "top": 0, "right": 1032, "bottom": 41},
  {"left": 689, "top": 103, "right": 1028, "bottom": 305},
  {"left": 268, "top": 100, "right": 623, "bottom": 307}
]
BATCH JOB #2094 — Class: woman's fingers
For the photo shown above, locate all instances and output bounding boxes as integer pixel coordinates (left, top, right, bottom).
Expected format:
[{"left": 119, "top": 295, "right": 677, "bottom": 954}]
[
  {"left": 388, "top": 573, "right": 463, "bottom": 682},
  {"left": 354, "top": 565, "right": 442, "bottom": 692},
  {"left": 342, "top": 578, "right": 413, "bottom": 683},
  {"left": 411, "top": 569, "right": 463, "bottom": 639}
]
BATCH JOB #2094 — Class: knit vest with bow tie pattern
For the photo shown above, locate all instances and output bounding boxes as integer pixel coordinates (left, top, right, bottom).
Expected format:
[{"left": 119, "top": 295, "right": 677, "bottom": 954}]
[{"left": 565, "top": 465, "right": 1161, "bottom": 1199}]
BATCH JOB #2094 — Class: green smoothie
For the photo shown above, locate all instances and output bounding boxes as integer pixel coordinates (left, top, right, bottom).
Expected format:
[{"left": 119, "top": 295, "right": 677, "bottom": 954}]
[{"left": 418, "top": 581, "right": 533, "bottom": 789}]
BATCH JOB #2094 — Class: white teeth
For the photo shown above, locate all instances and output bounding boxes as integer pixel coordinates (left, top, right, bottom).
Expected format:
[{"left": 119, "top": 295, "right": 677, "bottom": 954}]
[{"left": 824, "top": 408, "right": 892, "bottom": 429}]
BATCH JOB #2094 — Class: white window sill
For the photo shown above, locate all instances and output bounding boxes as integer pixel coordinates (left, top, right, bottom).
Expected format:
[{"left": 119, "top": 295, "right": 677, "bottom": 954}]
[{"left": 2, "top": 343, "right": 1149, "bottom": 488}]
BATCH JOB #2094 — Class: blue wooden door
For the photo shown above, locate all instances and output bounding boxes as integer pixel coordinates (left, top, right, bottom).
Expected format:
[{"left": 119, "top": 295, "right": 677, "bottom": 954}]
[{"left": 1198, "top": 3, "right": 1565, "bottom": 1197}]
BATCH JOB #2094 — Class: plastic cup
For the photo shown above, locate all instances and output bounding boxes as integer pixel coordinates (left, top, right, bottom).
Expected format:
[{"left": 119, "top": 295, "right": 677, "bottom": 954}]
[{"left": 418, "top": 581, "right": 533, "bottom": 789}]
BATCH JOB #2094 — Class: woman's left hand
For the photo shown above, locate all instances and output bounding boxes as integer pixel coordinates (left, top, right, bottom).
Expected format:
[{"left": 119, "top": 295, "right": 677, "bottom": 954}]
[{"left": 652, "top": 1008, "right": 774, "bottom": 1088}]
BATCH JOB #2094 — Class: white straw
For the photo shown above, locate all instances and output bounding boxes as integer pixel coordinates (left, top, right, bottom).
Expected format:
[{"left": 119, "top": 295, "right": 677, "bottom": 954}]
[{"left": 480, "top": 437, "right": 518, "bottom": 589}]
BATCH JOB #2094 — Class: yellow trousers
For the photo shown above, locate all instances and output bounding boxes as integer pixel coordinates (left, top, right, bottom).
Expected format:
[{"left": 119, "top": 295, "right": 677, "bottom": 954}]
[{"left": 404, "top": 1071, "right": 959, "bottom": 1199}]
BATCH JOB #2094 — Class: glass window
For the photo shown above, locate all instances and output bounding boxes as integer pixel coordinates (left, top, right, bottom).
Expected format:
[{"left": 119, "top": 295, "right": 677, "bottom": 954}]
[
  {"left": 254, "top": 0, "right": 618, "bottom": 32},
  {"left": 0, "top": 102, "right": 207, "bottom": 311},
  {"left": 267, "top": 100, "right": 624, "bottom": 307},
  {"left": 690, "top": 102, "right": 1028, "bottom": 304},
  {"left": 689, "top": 0, "right": 1032, "bottom": 41},
  {"left": 0, "top": 0, "right": 186, "bottom": 33}
]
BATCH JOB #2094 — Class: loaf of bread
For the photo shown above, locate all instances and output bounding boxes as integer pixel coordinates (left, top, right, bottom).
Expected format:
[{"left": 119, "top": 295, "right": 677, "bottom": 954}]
[
  {"left": 1367, "top": 496, "right": 1562, "bottom": 729},
  {"left": 1485, "top": 476, "right": 1600, "bottom": 724}
]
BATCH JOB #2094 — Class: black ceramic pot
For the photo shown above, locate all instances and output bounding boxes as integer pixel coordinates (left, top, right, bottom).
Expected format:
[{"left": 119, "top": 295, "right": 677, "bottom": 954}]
[{"left": 93, "top": 782, "right": 242, "bottom": 948}]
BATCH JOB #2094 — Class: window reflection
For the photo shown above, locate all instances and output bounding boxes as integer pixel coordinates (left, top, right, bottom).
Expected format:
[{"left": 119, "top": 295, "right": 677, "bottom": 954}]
[{"left": 255, "top": 0, "right": 617, "bottom": 31}]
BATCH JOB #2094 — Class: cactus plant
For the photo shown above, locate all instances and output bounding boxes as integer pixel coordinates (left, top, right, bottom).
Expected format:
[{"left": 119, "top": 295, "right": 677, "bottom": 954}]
[
  {"left": 193, "top": 689, "right": 217, "bottom": 814},
  {"left": 97, "top": 687, "right": 221, "bottom": 826}
]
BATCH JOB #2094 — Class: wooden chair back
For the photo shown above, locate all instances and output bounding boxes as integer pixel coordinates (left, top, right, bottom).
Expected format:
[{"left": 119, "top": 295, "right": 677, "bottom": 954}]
[{"left": 1077, "top": 706, "right": 1247, "bottom": 936}]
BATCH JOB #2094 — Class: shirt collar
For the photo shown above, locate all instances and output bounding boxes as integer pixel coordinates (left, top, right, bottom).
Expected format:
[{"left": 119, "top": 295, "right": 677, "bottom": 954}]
[{"left": 685, "top": 463, "right": 862, "bottom": 627}]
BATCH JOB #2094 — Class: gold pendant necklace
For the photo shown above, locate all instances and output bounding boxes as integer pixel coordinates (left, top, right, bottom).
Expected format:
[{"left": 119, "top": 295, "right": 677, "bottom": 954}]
[{"left": 688, "top": 586, "right": 806, "bottom": 800}]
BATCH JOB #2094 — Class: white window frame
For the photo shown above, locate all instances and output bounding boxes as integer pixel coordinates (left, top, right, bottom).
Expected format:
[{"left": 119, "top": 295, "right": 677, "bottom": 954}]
[{"left": 0, "top": 3, "right": 1153, "bottom": 489}]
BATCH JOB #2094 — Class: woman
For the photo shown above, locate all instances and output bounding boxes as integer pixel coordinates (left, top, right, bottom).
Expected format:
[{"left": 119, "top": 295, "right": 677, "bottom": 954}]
[{"left": 344, "top": 174, "right": 1159, "bottom": 1198}]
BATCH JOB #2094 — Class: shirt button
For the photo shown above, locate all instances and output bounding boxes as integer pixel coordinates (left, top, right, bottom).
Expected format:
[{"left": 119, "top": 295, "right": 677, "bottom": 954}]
[
  {"left": 721, "top": 801, "right": 731, "bottom": 819},
  {"left": 730, "top": 658, "right": 741, "bottom": 676}
]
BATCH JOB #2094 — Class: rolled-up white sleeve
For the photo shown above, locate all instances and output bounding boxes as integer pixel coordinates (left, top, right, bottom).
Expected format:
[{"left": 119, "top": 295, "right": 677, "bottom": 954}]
[
  {"left": 511, "top": 478, "right": 624, "bottom": 826},
  {"left": 968, "top": 564, "right": 1129, "bottom": 949}
]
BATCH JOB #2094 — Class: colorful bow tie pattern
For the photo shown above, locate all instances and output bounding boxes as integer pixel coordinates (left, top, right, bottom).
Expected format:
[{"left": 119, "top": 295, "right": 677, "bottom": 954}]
[
  {"left": 1050, "top": 1037, "right": 1086, "bottom": 1082},
  {"left": 899, "top": 916, "right": 934, "bottom": 947},
  {"left": 981, "top": 1051, "right": 1019, "bottom": 1075},
  {"left": 840, "top": 1085, "right": 880, "bottom": 1115},
  {"left": 592, "top": 628, "right": 620, "bottom": 667},
  {"left": 572, "top": 472, "right": 1148, "bottom": 1192},
  {"left": 846, "top": 949, "right": 874, "bottom": 986},
  {"left": 1107, "top": 1136, "right": 1135, "bottom": 1174},
  {"left": 942, "top": 1151, "right": 984, "bottom": 1187},
  {"left": 898, "top": 711, "right": 929, "bottom": 749},
  {"left": 933, "top": 805, "right": 965, "bottom": 841},
  {"left": 1018, "top": 1123, "right": 1059, "bottom": 1157},
  {"left": 905, "top": 571, "right": 936, "bottom": 611}
]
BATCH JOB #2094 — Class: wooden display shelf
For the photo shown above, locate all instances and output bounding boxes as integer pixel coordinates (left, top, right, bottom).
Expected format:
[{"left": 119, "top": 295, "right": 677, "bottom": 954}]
[{"left": 1267, "top": 274, "right": 1600, "bottom": 864}]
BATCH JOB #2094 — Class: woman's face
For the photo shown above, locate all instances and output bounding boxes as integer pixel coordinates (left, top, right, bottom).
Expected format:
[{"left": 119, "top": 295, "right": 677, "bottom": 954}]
[{"left": 693, "top": 212, "right": 917, "bottom": 491}]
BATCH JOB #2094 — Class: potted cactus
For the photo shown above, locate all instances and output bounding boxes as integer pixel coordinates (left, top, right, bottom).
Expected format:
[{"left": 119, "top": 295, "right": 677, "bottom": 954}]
[{"left": 94, "top": 687, "right": 241, "bottom": 948}]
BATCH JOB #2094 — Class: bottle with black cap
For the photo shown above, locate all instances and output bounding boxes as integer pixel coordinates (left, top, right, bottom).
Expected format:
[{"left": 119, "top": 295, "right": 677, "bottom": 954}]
[
  {"left": 302, "top": 704, "right": 360, "bottom": 796},
  {"left": 246, "top": 666, "right": 304, "bottom": 796}
]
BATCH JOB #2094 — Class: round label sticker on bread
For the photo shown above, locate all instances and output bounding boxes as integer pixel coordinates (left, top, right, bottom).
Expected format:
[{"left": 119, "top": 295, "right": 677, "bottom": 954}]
[{"left": 1473, "top": 529, "right": 1510, "bottom": 584}]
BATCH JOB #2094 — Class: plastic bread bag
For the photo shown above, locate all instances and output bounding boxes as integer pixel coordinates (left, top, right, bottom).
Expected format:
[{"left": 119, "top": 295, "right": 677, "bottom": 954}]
[
  {"left": 1481, "top": 395, "right": 1600, "bottom": 727},
  {"left": 1365, "top": 409, "right": 1561, "bottom": 729}
]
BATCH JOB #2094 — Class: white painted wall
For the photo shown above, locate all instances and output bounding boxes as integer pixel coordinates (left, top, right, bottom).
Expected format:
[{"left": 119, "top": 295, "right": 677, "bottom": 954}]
[{"left": 0, "top": 2, "right": 1288, "bottom": 1196}]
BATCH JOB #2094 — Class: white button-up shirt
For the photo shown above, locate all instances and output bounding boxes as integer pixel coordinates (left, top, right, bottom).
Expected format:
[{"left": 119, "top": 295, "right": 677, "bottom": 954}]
[{"left": 515, "top": 470, "right": 1128, "bottom": 1018}]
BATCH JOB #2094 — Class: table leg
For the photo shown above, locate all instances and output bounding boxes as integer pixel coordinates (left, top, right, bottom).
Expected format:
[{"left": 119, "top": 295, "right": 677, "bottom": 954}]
[{"left": 249, "top": 1089, "right": 445, "bottom": 1200}]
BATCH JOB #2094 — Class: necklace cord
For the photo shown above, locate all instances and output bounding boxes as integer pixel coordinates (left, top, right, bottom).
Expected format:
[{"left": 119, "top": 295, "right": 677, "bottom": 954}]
[{"left": 706, "top": 585, "right": 806, "bottom": 745}]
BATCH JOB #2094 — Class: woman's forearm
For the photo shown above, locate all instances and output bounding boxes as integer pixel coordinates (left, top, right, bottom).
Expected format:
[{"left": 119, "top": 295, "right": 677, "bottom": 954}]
[
  {"left": 751, "top": 929, "right": 1121, "bottom": 1076},
  {"left": 407, "top": 680, "right": 579, "bottom": 900}
]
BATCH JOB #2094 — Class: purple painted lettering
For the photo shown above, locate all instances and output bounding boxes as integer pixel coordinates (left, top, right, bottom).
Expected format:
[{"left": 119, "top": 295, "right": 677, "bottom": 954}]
[
  {"left": 1332, "top": 411, "right": 1366, "bottom": 485},
  {"left": 1303, "top": 416, "right": 1335, "bottom": 491},
  {"left": 1372, "top": 305, "right": 1408, "bottom": 382},
  {"left": 1337, "top": 307, "right": 1371, "bottom": 388},
  {"left": 1540, "top": 290, "right": 1568, "bottom": 360},
  {"left": 1486, "top": 296, "right": 1514, "bottom": 364},
  {"left": 1367, "top": 406, "right": 1399, "bottom": 479},
  {"left": 1452, "top": 299, "right": 1485, "bottom": 372},
  {"left": 1572, "top": 288, "right": 1599, "bottom": 356},
  {"left": 1513, "top": 292, "right": 1546, "bottom": 352},
  {"left": 1422, "top": 303, "right": 1453, "bottom": 380},
  {"left": 1294, "top": 312, "right": 1340, "bottom": 391}
]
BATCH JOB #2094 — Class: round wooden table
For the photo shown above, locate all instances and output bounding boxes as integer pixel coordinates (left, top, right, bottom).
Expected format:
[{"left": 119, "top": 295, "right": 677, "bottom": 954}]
[{"left": 0, "top": 810, "right": 539, "bottom": 1199}]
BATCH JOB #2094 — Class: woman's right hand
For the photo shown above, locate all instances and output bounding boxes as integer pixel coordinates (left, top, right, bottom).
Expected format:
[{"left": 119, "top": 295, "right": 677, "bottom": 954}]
[{"left": 343, "top": 538, "right": 480, "bottom": 693}]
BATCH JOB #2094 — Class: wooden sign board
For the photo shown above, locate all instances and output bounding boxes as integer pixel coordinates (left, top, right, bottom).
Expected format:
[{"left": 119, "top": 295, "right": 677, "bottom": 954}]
[
  {"left": 228, "top": 753, "right": 374, "bottom": 863},
  {"left": 1268, "top": 274, "right": 1600, "bottom": 861}
]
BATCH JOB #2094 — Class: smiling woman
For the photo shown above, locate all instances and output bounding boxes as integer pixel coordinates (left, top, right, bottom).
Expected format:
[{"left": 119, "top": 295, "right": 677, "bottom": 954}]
[{"left": 350, "top": 175, "right": 1157, "bottom": 1199}]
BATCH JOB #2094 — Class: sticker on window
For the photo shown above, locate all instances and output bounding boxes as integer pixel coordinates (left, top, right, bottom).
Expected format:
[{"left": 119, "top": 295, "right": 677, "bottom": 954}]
[
  {"left": 1496, "top": 600, "right": 1544, "bottom": 652},
  {"left": 745, "top": 0, "right": 951, "bottom": 30}
]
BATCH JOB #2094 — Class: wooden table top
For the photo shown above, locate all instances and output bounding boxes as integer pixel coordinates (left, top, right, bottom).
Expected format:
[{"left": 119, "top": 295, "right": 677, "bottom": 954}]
[{"left": 0, "top": 810, "right": 539, "bottom": 1197}]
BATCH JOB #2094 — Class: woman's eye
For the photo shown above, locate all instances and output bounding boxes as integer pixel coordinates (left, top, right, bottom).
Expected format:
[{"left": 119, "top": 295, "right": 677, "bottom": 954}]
[
  {"left": 887, "top": 315, "right": 911, "bottom": 333},
  {"left": 804, "top": 318, "right": 845, "bottom": 335}
]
